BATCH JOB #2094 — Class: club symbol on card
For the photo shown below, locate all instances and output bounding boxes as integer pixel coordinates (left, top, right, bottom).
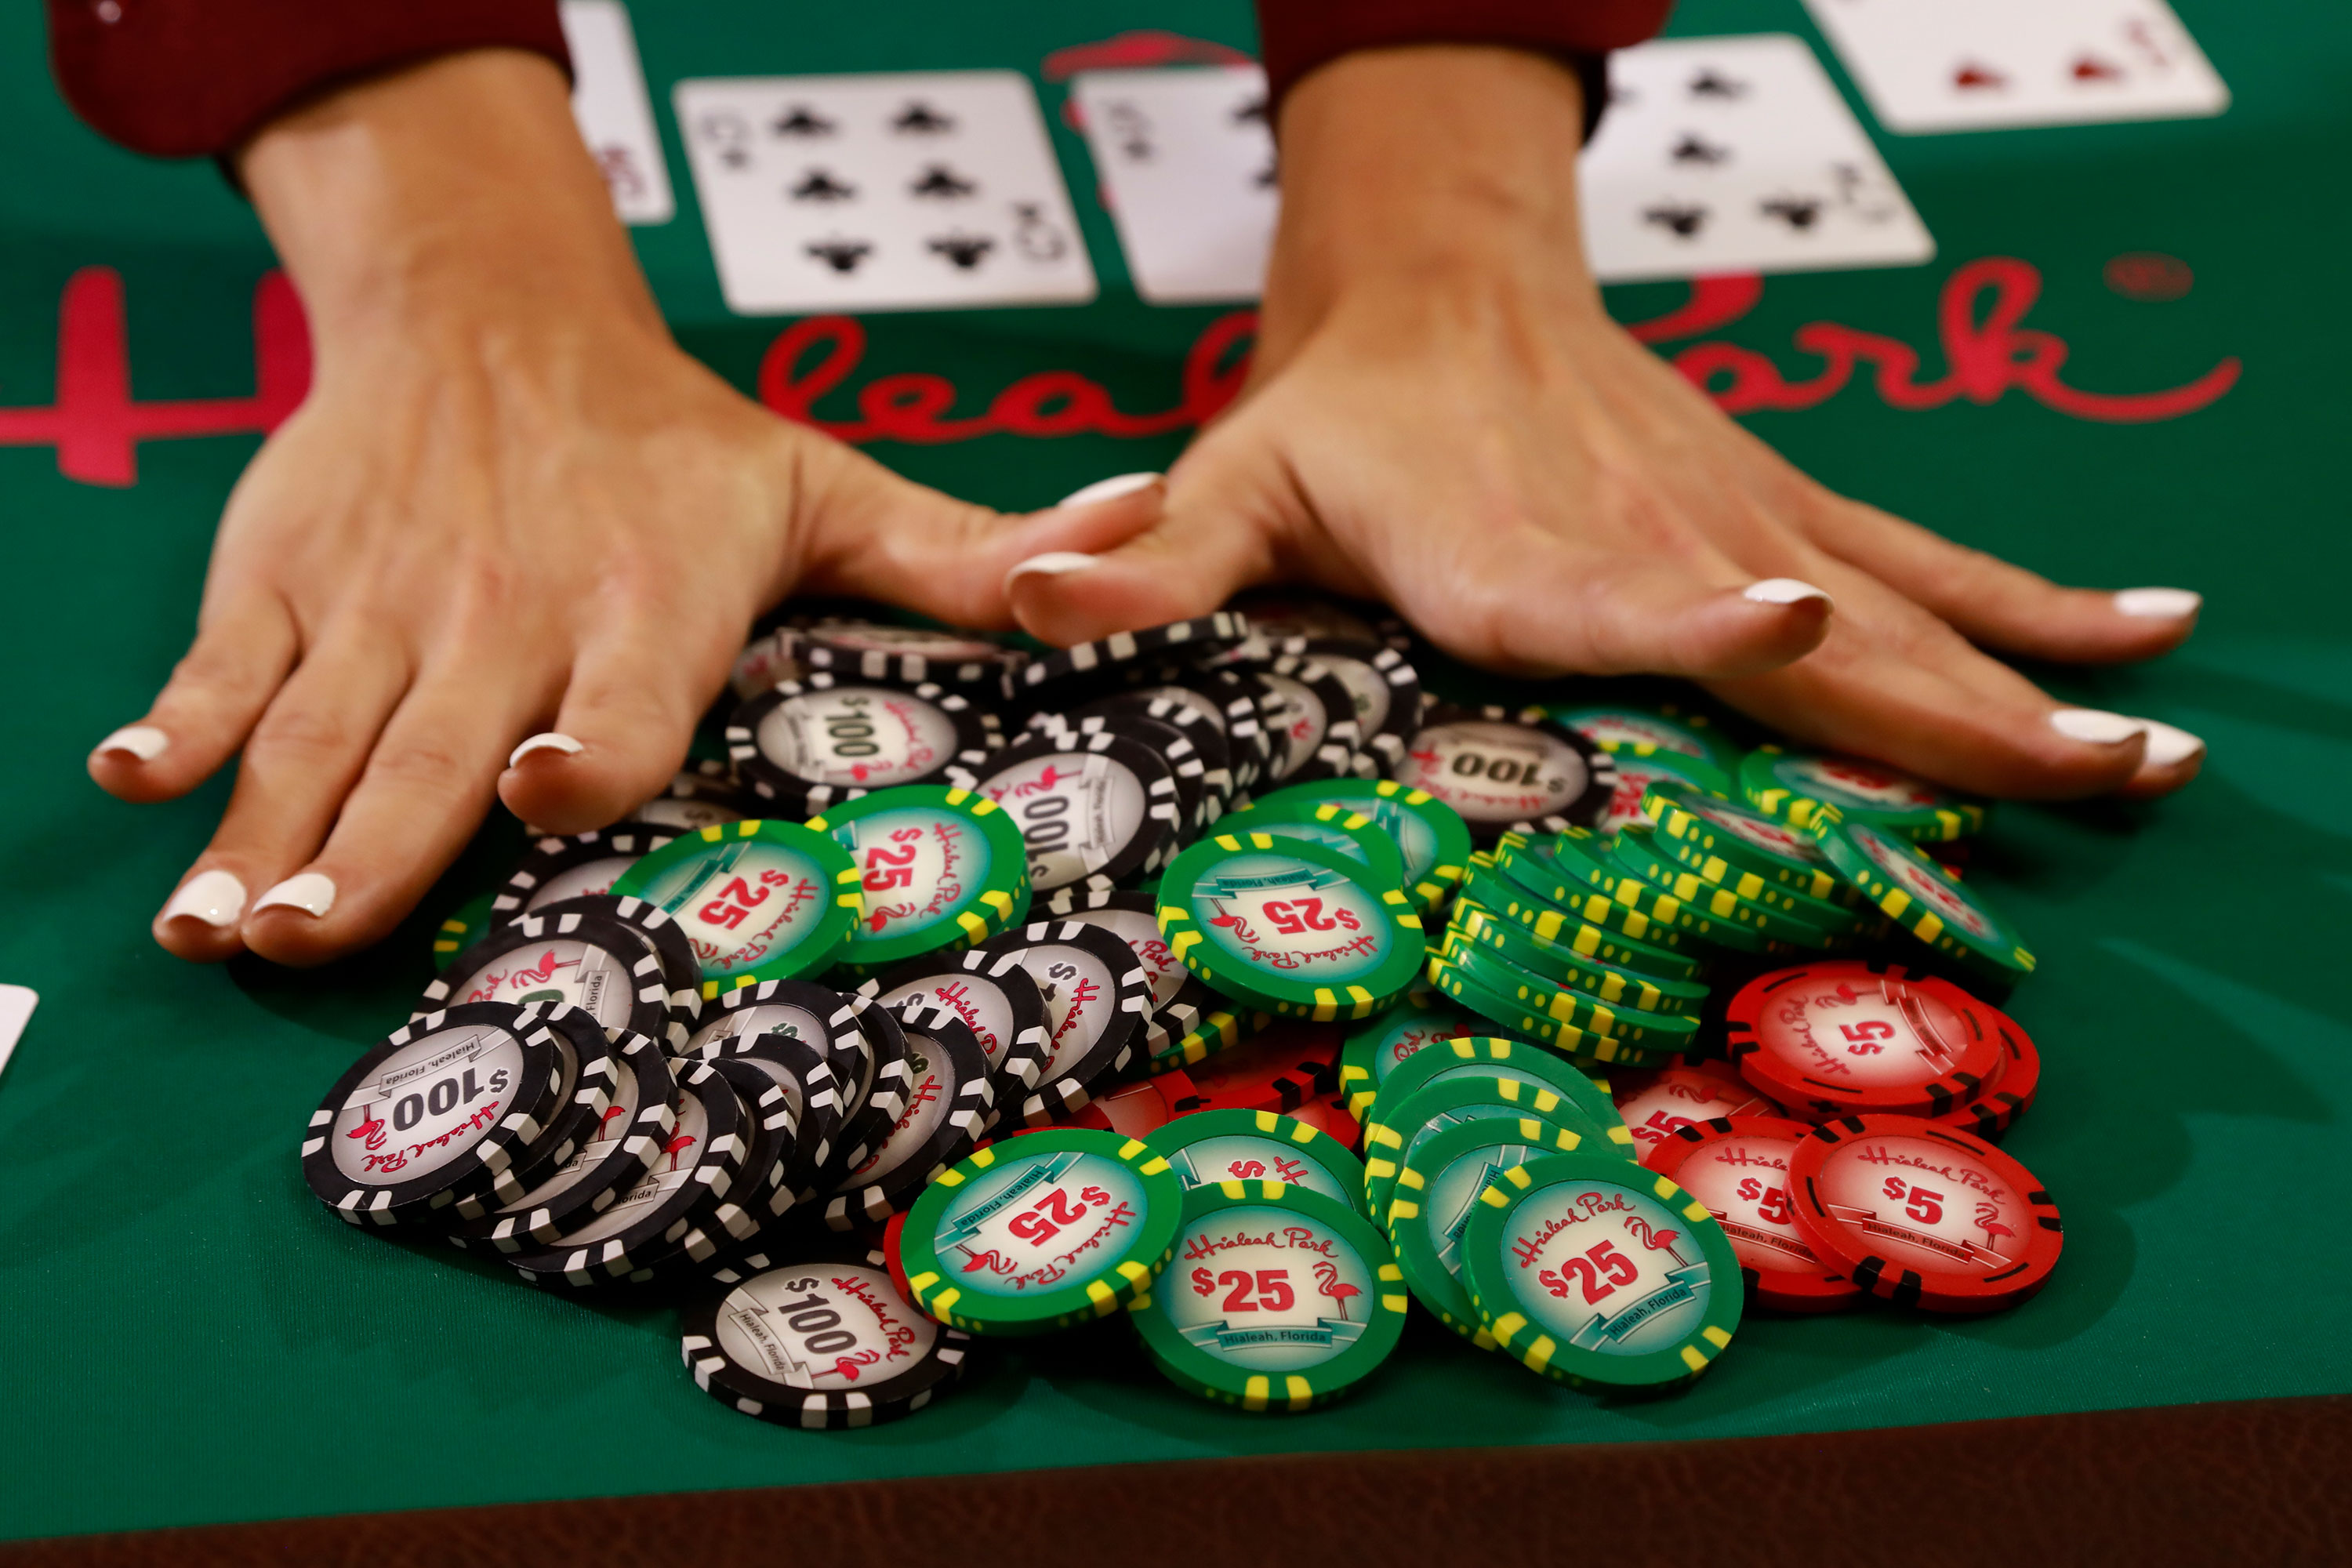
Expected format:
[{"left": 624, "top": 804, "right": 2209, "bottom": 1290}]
[
  {"left": 1105, "top": 102, "right": 1154, "bottom": 161},
  {"left": 1011, "top": 202, "right": 1069, "bottom": 262},
  {"left": 772, "top": 104, "right": 838, "bottom": 138},
  {"left": 2068, "top": 53, "right": 2125, "bottom": 83},
  {"left": 1951, "top": 60, "right": 2008, "bottom": 93},
  {"left": 1759, "top": 195, "right": 1825, "bottom": 232},
  {"left": 891, "top": 100, "right": 957, "bottom": 136},
  {"left": 1642, "top": 201, "right": 1710, "bottom": 239},
  {"left": 1686, "top": 68, "right": 1748, "bottom": 100},
  {"left": 790, "top": 168, "right": 858, "bottom": 202},
  {"left": 1829, "top": 162, "right": 1896, "bottom": 223},
  {"left": 806, "top": 237, "right": 874, "bottom": 274},
  {"left": 927, "top": 231, "right": 996, "bottom": 270},
  {"left": 1668, "top": 132, "right": 1731, "bottom": 167},
  {"left": 909, "top": 164, "right": 979, "bottom": 200},
  {"left": 699, "top": 111, "right": 753, "bottom": 170}
]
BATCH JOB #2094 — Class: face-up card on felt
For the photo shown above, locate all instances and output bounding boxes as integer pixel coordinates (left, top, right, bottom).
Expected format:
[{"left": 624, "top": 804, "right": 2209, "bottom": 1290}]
[
  {"left": 560, "top": 0, "right": 676, "bottom": 224},
  {"left": 1070, "top": 64, "right": 1277, "bottom": 304}
]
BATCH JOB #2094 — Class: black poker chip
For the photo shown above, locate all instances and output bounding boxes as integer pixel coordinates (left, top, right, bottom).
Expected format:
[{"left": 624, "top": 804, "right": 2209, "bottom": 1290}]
[
  {"left": 854, "top": 951, "right": 1052, "bottom": 1104},
  {"left": 496, "top": 824, "right": 680, "bottom": 918},
  {"left": 1010, "top": 612, "right": 1254, "bottom": 702},
  {"left": 963, "top": 921, "right": 1152, "bottom": 1124},
  {"left": 517, "top": 893, "right": 702, "bottom": 1036},
  {"left": 1026, "top": 710, "right": 1211, "bottom": 835},
  {"left": 727, "top": 673, "right": 1002, "bottom": 814},
  {"left": 680, "top": 1238, "right": 975, "bottom": 1428},
  {"left": 1254, "top": 654, "right": 1364, "bottom": 783},
  {"left": 467, "top": 1007, "right": 626, "bottom": 1210},
  {"left": 796, "top": 619, "right": 1021, "bottom": 689},
  {"left": 1129, "top": 666, "right": 1272, "bottom": 793},
  {"left": 1038, "top": 886, "right": 1218, "bottom": 1062},
  {"left": 823, "top": 1000, "right": 995, "bottom": 1229},
  {"left": 628, "top": 760, "right": 750, "bottom": 833},
  {"left": 684, "top": 975, "right": 871, "bottom": 1105},
  {"left": 688, "top": 1028, "right": 845, "bottom": 1212},
  {"left": 1396, "top": 702, "right": 1619, "bottom": 840},
  {"left": 729, "top": 628, "right": 804, "bottom": 700},
  {"left": 837, "top": 991, "right": 916, "bottom": 1183},
  {"left": 949, "top": 729, "right": 1182, "bottom": 893},
  {"left": 702, "top": 1056, "right": 812, "bottom": 1228},
  {"left": 1068, "top": 690, "right": 1236, "bottom": 821},
  {"left": 302, "top": 1002, "right": 576, "bottom": 1227},
  {"left": 1281, "top": 638, "right": 1422, "bottom": 779},
  {"left": 447, "top": 1029, "right": 683, "bottom": 1253},
  {"left": 419, "top": 908, "right": 680, "bottom": 1051}
]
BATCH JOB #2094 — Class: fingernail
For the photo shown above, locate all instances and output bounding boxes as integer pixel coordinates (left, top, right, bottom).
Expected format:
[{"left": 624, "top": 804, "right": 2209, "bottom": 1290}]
[
  {"left": 2049, "top": 708, "right": 2145, "bottom": 746},
  {"left": 162, "top": 869, "right": 245, "bottom": 928},
  {"left": 509, "top": 732, "right": 585, "bottom": 768},
  {"left": 1054, "top": 472, "right": 1160, "bottom": 509},
  {"left": 1005, "top": 551, "right": 1102, "bottom": 590},
  {"left": 96, "top": 724, "right": 169, "bottom": 762},
  {"left": 253, "top": 872, "right": 336, "bottom": 918},
  {"left": 2133, "top": 717, "right": 2205, "bottom": 768},
  {"left": 2114, "top": 587, "right": 2201, "bottom": 619},
  {"left": 1742, "top": 578, "right": 1835, "bottom": 608}
]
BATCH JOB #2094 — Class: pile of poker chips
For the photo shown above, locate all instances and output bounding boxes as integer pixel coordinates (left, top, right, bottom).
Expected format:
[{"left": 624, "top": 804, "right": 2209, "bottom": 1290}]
[{"left": 298, "top": 593, "right": 2064, "bottom": 1427}]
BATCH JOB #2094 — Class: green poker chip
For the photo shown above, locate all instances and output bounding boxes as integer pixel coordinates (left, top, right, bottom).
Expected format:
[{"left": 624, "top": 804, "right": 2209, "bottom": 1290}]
[
  {"left": 1810, "top": 812, "right": 2037, "bottom": 986},
  {"left": 1129, "top": 1180, "right": 1406, "bottom": 1413},
  {"left": 430, "top": 890, "right": 497, "bottom": 971},
  {"left": 1462, "top": 1152, "right": 1744, "bottom": 1390},
  {"left": 1366, "top": 1033, "right": 1629, "bottom": 1147},
  {"left": 1738, "top": 745, "right": 1989, "bottom": 843},
  {"left": 1436, "top": 938, "right": 1704, "bottom": 1051},
  {"left": 1139, "top": 998, "right": 1272, "bottom": 1076},
  {"left": 1157, "top": 830, "right": 1427, "bottom": 1022},
  {"left": 1235, "top": 779, "right": 1473, "bottom": 916},
  {"left": 1544, "top": 695, "right": 1746, "bottom": 771},
  {"left": 1642, "top": 782, "right": 1863, "bottom": 906},
  {"left": 804, "top": 784, "right": 1033, "bottom": 972},
  {"left": 1215, "top": 798, "right": 1412, "bottom": 913},
  {"left": 1385, "top": 1114, "right": 1590, "bottom": 1348},
  {"left": 613, "top": 818, "right": 862, "bottom": 995},
  {"left": 1490, "top": 828, "right": 1627, "bottom": 906},
  {"left": 1145, "top": 1109, "right": 1369, "bottom": 1216},
  {"left": 1592, "top": 749, "right": 1738, "bottom": 834},
  {"left": 1338, "top": 989, "right": 1483, "bottom": 1117},
  {"left": 1360, "top": 1075, "right": 1615, "bottom": 1225},
  {"left": 1458, "top": 862, "right": 1707, "bottom": 960},
  {"left": 1452, "top": 884, "right": 1703, "bottom": 984},
  {"left": 1605, "top": 830, "right": 1849, "bottom": 953},
  {"left": 1425, "top": 956, "right": 1675, "bottom": 1069},
  {"left": 1450, "top": 906, "right": 1708, "bottom": 1018},
  {"left": 900, "top": 1127, "right": 1184, "bottom": 1335}
]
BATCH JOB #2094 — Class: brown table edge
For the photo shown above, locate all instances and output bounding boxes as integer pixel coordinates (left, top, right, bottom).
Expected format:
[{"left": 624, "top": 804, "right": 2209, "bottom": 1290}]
[{"left": 8, "top": 1393, "right": 2348, "bottom": 1568}]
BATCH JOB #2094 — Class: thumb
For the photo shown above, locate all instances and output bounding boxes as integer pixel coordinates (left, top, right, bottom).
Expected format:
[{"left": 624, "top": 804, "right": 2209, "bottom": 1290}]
[{"left": 1004, "top": 467, "right": 1275, "bottom": 646}]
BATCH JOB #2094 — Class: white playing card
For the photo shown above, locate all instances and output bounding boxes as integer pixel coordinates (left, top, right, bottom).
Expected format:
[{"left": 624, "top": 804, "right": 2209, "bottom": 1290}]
[
  {"left": 1805, "top": 0, "right": 2229, "bottom": 133},
  {"left": 0, "top": 985, "right": 34, "bottom": 1086},
  {"left": 1579, "top": 34, "right": 1935, "bottom": 281},
  {"left": 675, "top": 71, "right": 1097, "bottom": 315},
  {"left": 559, "top": 0, "right": 676, "bottom": 225},
  {"left": 1070, "top": 65, "right": 1277, "bottom": 304}
]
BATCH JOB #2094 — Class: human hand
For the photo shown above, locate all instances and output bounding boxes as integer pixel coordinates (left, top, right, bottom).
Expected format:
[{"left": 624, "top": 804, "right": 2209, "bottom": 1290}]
[
  {"left": 91, "top": 52, "right": 1063, "bottom": 966},
  {"left": 1002, "top": 46, "right": 2205, "bottom": 800}
]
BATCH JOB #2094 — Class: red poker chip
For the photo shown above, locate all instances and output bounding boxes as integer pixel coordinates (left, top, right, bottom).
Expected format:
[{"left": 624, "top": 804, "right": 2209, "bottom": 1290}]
[
  {"left": 1611, "top": 1058, "right": 1787, "bottom": 1160},
  {"left": 884, "top": 1208, "right": 912, "bottom": 1301},
  {"left": 1065, "top": 1071, "right": 1194, "bottom": 1141},
  {"left": 1786, "top": 1114, "right": 2063, "bottom": 1314},
  {"left": 1168, "top": 1022, "right": 1341, "bottom": 1116},
  {"left": 1934, "top": 1001, "right": 2042, "bottom": 1140},
  {"left": 1726, "top": 962, "right": 2002, "bottom": 1120},
  {"left": 1646, "top": 1116, "right": 1860, "bottom": 1313}
]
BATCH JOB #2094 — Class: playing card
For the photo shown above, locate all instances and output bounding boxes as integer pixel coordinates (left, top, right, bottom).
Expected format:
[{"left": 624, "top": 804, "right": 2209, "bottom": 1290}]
[
  {"left": 1804, "top": 0, "right": 2229, "bottom": 132},
  {"left": 1579, "top": 34, "right": 1935, "bottom": 281},
  {"left": 559, "top": 0, "right": 676, "bottom": 225},
  {"left": 674, "top": 71, "right": 1097, "bottom": 314},
  {"left": 1070, "top": 65, "right": 1277, "bottom": 304},
  {"left": 0, "top": 985, "right": 34, "bottom": 1086}
]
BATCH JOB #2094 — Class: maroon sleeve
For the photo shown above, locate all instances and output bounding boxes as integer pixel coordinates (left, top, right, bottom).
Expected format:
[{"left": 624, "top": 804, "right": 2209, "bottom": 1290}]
[
  {"left": 46, "top": 0, "right": 572, "bottom": 158},
  {"left": 1256, "top": 0, "right": 1673, "bottom": 132}
]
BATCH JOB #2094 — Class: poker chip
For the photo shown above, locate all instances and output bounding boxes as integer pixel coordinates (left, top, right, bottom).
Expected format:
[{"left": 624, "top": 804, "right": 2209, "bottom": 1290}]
[
  {"left": 517, "top": 894, "right": 704, "bottom": 1034},
  {"left": 419, "top": 908, "right": 681, "bottom": 1049},
  {"left": 837, "top": 991, "right": 916, "bottom": 1180},
  {"left": 1726, "top": 961, "right": 2005, "bottom": 1120},
  {"left": 1218, "top": 797, "right": 1411, "bottom": 904},
  {"left": 1037, "top": 886, "right": 1217, "bottom": 1062},
  {"left": 855, "top": 951, "right": 1052, "bottom": 1103},
  {"left": 1133, "top": 668, "right": 1274, "bottom": 793},
  {"left": 613, "top": 820, "right": 863, "bottom": 993},
  {"left": 1439, "top": 935, "right": 1705, "bottom": 1051},
  {"left": 1424, "top": 955, "right": 1643, "bottom": 1068},
  {"left": 1613, "top": 820, "right": 1871, "bottom": 938},
  {"left": 695, "top": 1060, "right": 811, "bottom": 1235},
  {"left": 1610, "top": 1059, "right": 1785, "bottom": 1161},
  {"left": 729, "top": 628, "right": 803, "bottom": 701},
  {"left": 1645, "top": 1115, "right": 1862, "bottom": 1314},
  {"left": 1127, "top": 1180, "right": 1405, "bottom": 1412},
  {"left": 1145, "top": 1108, "right": 1369, "bottom": 1214},
  {"left": 949, "top": 728, "right": 1183, "bottom": 894},
  {"left": 1489, "top": 826, "right": 1625, "bottom": 906},
  {"left": 508, "top": 1060, "right": 753, "bottom": 1287},
  {"left": 804, "top": 784, "right": 1033, "bottom": 971},
  {"left": 1011, "top": 612, "right": 1254, "bottom": 700},
  {"left": 683, "top": 978, "right": 868, "bottom": 1123},
  {"left": 1395, "top": 704, "right": 1617, "bottom": 840},
  {"left": 1592, "top": 749, "right": 1738, "bottom": 834},
  {"left": 1461, "top": 1151, "right": 1744, "bottom": 1389},
  {"left": 1938, "top": 1001, "right": 2042, "bottom": 1138},
  {"left": 497, "top": 824, "right": 680, "bottom": 916},
  {"left": 1029, "top": 710, "right": 1212, "bottom": 836},
  {"left": 1171, "top": 1023, "right": 1341, "bottom": 1116},
  {"left": 463, "top": 1007, "right": 626, "bottom": 1209},
  {"left": 1239, "top": 779, "right": 1471, "bottom": 916},
  {"left": 796, "top": 619, "right": 1018, "bottom": 688},
  {"left": 1337, "top": 990, "right": 1483, "bottom": 1117},
  {"left": 1279, "top": 639, "right": 1422, "bottom": 778},
  {"left": 898, "top": 1127, "right": 1185, "bottom": 1334},
  {"left": 1809, "top": 815, "right": 2036, "bottom": 989},
  {"left": 1385, "top": 1113, "right": 1589, "bottom": 1348},
  {"left": 1642, "top": 782, "right": 1862, "bottom": 906},
  {"left": 1359, "top": 1076, "right": 1614, "bottom": 1239},
  {"left": 961, "top": 921, "right": 1152, "bottom": 1123},
  {"left": 1457, "top": 862, "right": 1707, "bottom": 965},
  {"left": 1366, "top": 1034, "right": 1628, "bottom": 1145},
  {"left": 1142, "top": 995, "right": 1273, "bottom": 1075},
  {"left": 1067, "top": 691, "right": 1236, "bottom": 820},
  {"left": 1156, "top": 831, "right": 1426, "bottom": 1022},
  {"left": 430, "top": 891, "right": 497, "bottom": 971},
  {"left": 628, "top": 761, "right": 750, "bottom": 833},
  {"left": 1450, "top": 904, "right": 1708, "bottom": 1018},
  {"left": 823, "top": 1000, "right": 995, "bottom": 1229},
  {"left": 681, "top": 1240, "right": 976, "bottom": 1428},
  {"left": 1785, "top": 1114, "right": 2062, "bottom": 1313},
  {"left": 1451, "top": 892, "right": 1700, "bottom": 988},
  {"left": 1599, "top": 832, "right": 1844, "bottom": 953},
  {"left": 1252, "top": 654, "right": 1363, "bottom": 783},
  {"left": 1548, "top": 695, "right": 1745, "bottom": 772},
  {"left": 1068, "top": 1070, "right": 1197, "bottom": 1142},
  {"left": 1227, "top": 590, "right": 1386, "bottom": 650},
  {"left": 691, "top": 1030, "right": 844, "bottom": 1213},
  {"left": 301, "top": 1002, "right": 578, "bottom": 1227},
  {"left": 1740, "top": 745, "right": 1989, "bottom": 843},
  {"left": 728, "top": 673, "right": 1000, "bottom": 813}
]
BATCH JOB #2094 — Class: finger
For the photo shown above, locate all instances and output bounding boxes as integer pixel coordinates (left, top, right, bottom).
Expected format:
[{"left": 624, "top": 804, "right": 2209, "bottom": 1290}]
[
  {"left": 91, "top": 593, "right": 299, "bottom": 804},
  {"left": 499, "top": 613, "right": 713, "bottom": 836},
  {"left": 1002, "top": 470, "right": 1273, "bottom": 646},
  {"left": 2118, "top": 716, "right": 2207, "bottom": 800},
  {"left": 1804, "top": 498, "right": 2201, "bottom": 663},
  {"left": 242, "top": 642, "right": 539, "bottom": 965},
  {"left": 152, "top": 622, "right": 412, "bottom": 963}
]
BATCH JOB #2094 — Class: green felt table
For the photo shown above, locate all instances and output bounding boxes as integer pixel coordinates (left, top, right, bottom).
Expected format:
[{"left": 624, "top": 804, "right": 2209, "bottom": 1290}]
[{"left": 3, "top": 0, "right": 2349, "bottom": 1559}]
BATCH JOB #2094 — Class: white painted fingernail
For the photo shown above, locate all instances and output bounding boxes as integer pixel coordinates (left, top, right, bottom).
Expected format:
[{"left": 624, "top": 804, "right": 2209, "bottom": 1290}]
[
  {"left": 254, "top": 872, "right": 336, "bottom": 917},
  {"left": 2114, "top": 587, "right": 2201, "bottom": 619},
  {"left": 508, "top": 732, "right": 585, "bottom": 768},
  {"left": 1742, "top": 578, "right": 1834, "bottom": 608},
  {"left": 162, "top": 869, "right": 245, "bottom": 928},
  {"left": 1054, "top": 472, "right": 1160, "bottom": 509},
  {"left": 2049, "top": 708, "right": 2145, "bottom": 746},
  {"left": 2133, "top": 717, "right": 2205, "bottom": 768},
  {"left": 96, "top": 724, "right": 169, "bottom": 762},
  {"left": 1005, "top": 552, "right": 1102, "bottom": 591}
]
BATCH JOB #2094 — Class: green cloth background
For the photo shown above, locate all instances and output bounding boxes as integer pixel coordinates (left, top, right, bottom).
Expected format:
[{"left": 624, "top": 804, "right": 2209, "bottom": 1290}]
[{"left": 2, "top": 0, "right": 2343, "bottom": 1544}]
